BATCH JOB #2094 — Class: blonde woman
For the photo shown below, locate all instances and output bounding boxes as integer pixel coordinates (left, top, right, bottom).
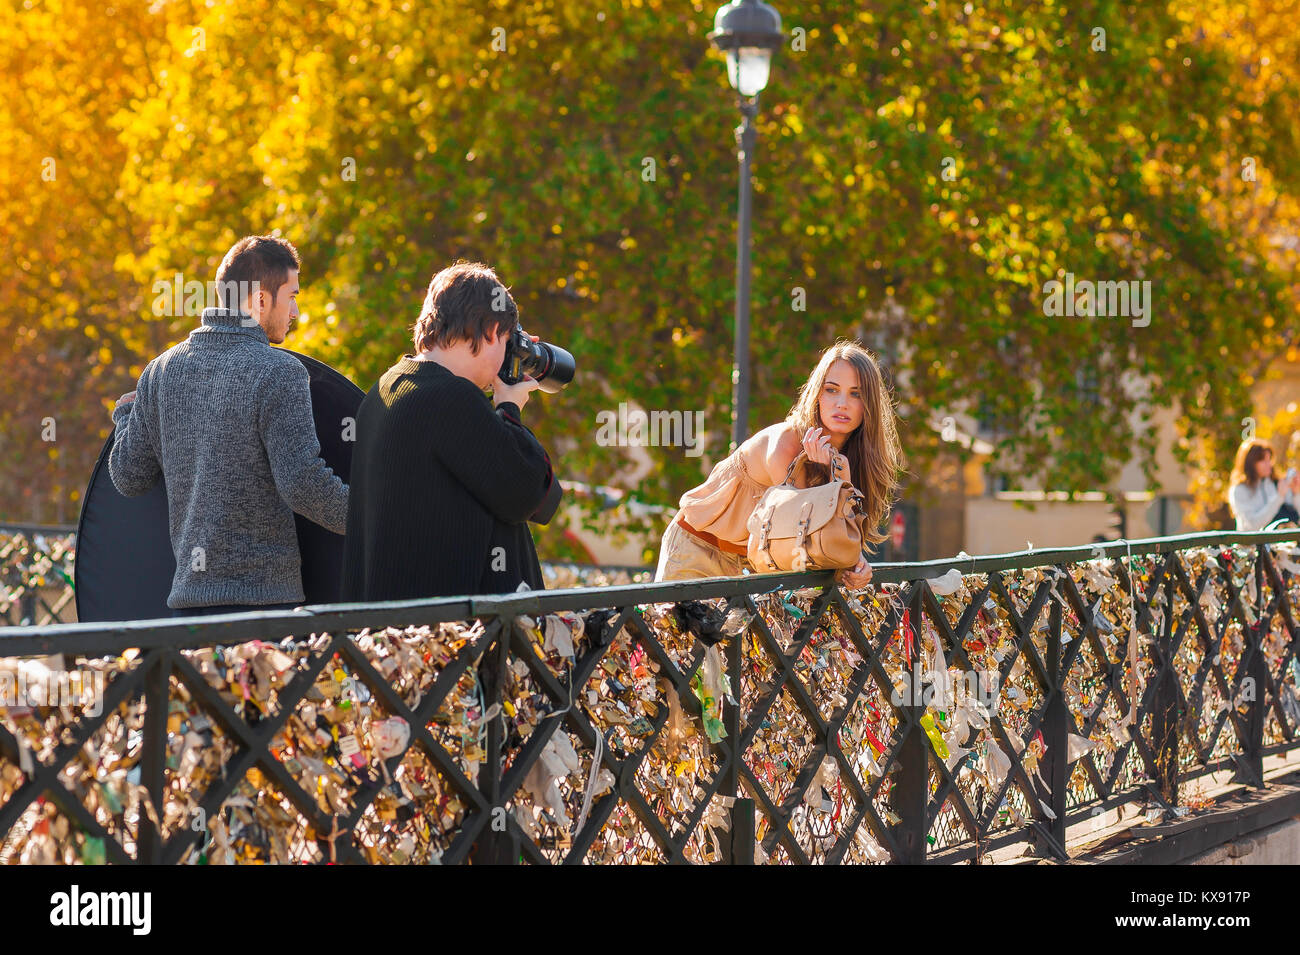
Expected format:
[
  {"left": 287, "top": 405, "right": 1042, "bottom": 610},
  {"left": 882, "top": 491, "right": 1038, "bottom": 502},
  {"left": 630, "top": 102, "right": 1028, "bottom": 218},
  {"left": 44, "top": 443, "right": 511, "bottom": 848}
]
[
  {"left": 655, "top": 341, "right": 904, "bottom": 588},
  {"left": 1228, "top": 437, "right": 1300, "bottom": 531}
]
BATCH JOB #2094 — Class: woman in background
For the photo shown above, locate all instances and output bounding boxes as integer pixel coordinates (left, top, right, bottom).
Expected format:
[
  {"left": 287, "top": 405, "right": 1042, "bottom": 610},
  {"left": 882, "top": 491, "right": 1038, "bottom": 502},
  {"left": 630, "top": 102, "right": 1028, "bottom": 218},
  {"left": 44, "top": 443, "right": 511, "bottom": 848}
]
[
  {"left": 655, "top": 340, "right": 904, "bottom": 588},
  {"left": 1228, "top": 437, "right": 1300, "bottom": 531}
]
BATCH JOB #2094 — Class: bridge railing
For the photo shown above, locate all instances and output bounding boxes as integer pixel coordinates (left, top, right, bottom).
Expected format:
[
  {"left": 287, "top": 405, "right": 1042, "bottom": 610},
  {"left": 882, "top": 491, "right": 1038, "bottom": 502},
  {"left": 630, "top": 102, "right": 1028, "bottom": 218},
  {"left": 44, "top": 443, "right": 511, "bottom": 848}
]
[
  {"left": 0, "top": 525, "right": 77, "bottom": 627},
  {"left": 1, "top": 530, "right": 1298, "bottom": 864},
  {"left": 0, "top": 524, "right": 651, "bottom": 628}
]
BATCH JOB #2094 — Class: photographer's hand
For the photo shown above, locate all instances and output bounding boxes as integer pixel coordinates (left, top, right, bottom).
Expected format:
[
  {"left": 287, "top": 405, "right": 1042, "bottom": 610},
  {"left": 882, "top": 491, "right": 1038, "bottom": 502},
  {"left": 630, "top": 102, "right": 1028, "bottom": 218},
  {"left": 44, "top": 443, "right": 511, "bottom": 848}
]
[{"left": 493, "top": 375, "right": 541, "bottom": 411}]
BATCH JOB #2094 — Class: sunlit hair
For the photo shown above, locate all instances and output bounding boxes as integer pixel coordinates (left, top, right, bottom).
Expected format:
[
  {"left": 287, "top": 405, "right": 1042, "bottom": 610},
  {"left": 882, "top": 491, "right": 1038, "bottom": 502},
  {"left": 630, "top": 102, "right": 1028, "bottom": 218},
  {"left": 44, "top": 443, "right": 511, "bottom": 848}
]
[
  {"left": 1231, "top": 437, "right": 1276, "bottom": 489},
  {"left": 786, "top": 340, "right": 905, "bottom": 544},
  {"left": 412, "top": 261, "right": 516, "bottom": 356},
  {"left": 215, "top": 235, "right": 299, "bottom": 309}
]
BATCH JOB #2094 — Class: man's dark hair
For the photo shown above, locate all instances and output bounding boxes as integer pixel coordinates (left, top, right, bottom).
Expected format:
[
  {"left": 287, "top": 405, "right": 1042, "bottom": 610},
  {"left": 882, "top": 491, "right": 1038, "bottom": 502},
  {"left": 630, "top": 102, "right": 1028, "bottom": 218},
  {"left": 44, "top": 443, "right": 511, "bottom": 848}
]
[
  {"left": 214, "top": 235, "right": 301, "bottom": 310},
  {"left": 412, "top": 261, "right": 517, "bottom": 355}
]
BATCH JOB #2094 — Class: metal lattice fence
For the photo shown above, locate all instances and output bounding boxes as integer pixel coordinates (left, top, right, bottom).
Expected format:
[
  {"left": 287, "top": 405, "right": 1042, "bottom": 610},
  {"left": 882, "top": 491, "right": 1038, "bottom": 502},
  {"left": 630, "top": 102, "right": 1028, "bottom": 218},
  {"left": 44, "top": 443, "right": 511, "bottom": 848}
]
[
  {"left": 0, "top": 526, "right": 77, "bottom": 627},
  {"left": 0, "top": 525, "right": 649, "bottom": 630},
  {"left": 1, "top": 530, "right": 1298, "bottom": 864}
]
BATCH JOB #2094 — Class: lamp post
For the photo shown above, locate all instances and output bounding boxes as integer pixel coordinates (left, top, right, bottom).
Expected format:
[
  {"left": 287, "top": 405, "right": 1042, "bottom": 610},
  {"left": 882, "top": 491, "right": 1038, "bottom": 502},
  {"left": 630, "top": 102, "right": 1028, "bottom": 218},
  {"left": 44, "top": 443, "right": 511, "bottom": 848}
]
[{"left": 709, "top": 0, "right": 784, "bottom": 452}]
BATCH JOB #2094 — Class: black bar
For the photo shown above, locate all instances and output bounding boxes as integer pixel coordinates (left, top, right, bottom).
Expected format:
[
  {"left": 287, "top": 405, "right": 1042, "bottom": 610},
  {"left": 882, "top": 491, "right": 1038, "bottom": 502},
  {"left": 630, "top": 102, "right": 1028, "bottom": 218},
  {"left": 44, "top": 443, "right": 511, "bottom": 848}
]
[
  {"left": 1037, "top": 580, "right": 1068, "bottom": 854},
  {"left": 470, "top": 617, "right": 518, "bottom": 865},
  {"left": 18, "top": 591, "right": 36, "bottom": 627},
  {"left": 893, "top": 584, "right": 928, "bottom": 864},
  {"left": 1152, "top": 571, "right": 1180, "bottom": 804},
  {"left": 136, "top": 649, "right": 171, "bottom": 864},
  {"left": 730, "top": 797, "right": 755, "bottom": 865},
  {"left": 1233, "top": 550, "right": 1268, "bottom": 786},
  {"left": 720, "top": 618, "right": 746, "bottom": 864},
  {"left": 730, "top": 97, "right": 757, "bottom": 450}
]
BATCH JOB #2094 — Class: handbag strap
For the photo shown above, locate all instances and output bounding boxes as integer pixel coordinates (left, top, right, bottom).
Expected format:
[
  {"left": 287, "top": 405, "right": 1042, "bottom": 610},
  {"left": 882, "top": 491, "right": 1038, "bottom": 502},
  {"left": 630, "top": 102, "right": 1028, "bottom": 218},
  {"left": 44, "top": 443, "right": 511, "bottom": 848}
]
[
  {"left": 783, "top": 451, "right": 808, "bottom": 485},
  {"left": 783, "top": 449, "right": 845, "bottom": 485}
]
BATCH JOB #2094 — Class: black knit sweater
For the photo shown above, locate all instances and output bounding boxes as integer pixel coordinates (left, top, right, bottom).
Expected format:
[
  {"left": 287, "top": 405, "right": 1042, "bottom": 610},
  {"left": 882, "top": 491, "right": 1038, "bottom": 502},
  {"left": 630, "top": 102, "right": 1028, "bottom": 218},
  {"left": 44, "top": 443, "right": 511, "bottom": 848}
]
[{"left": 339, "top": 356, "right": 561, "bottom": 601}]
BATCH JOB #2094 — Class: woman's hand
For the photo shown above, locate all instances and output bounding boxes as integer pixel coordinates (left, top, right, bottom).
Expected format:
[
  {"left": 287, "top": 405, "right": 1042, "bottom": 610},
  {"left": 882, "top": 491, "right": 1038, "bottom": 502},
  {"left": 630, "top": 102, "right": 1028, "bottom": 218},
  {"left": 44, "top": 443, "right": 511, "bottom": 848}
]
[
  {"left": 838, "top": 557, "right": 873, "bottom": 591},
  {"left": 802, "top": 427, "right": 834, "bottom": 466}
]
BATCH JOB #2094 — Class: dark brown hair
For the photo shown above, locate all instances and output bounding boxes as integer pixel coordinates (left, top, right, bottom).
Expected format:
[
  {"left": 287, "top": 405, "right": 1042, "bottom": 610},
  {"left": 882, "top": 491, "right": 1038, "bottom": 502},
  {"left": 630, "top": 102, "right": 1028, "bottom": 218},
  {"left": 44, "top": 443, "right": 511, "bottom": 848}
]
[
  {"left": 214, "top": 235, "right": 300, "bottom": 309},
  {"left": 412, "top": 261, "right": 517, "bottom": 355},
  {"left": 1232, "top": 437, "right": 1276, "bottom": 489}
]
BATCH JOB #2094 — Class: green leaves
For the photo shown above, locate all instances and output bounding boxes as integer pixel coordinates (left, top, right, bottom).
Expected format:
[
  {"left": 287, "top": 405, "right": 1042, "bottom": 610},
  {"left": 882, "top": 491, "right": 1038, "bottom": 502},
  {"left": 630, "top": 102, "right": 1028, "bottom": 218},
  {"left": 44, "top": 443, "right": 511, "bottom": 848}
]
[{"left": 2, "top": 0, "right": 1297, "bottom": 543}]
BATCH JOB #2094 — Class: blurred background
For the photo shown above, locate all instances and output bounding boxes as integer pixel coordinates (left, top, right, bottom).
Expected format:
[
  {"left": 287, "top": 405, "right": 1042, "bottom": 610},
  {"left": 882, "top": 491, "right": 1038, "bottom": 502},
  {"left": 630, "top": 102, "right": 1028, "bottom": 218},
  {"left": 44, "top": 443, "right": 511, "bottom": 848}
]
[{"left": 2, "top": 0, "right": 1298, "bottom": 567}]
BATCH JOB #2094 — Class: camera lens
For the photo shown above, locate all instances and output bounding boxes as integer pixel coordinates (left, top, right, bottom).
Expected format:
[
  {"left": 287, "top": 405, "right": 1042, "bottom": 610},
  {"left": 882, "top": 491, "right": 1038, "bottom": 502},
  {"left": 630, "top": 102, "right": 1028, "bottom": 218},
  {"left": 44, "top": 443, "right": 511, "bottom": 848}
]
[
  {"left": 499, "top": 326, "right": 575, "bottom": 393},
  {"left": 531, "top": 343, "right": 575, "bottom": 393}
]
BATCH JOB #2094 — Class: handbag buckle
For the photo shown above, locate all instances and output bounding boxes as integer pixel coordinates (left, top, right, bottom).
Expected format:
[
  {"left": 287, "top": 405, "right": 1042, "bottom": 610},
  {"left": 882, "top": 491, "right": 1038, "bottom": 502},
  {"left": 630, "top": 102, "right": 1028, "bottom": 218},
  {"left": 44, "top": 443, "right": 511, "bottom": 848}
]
[{"left": 795, "top": 501, "right": 813, "bottom": 552}]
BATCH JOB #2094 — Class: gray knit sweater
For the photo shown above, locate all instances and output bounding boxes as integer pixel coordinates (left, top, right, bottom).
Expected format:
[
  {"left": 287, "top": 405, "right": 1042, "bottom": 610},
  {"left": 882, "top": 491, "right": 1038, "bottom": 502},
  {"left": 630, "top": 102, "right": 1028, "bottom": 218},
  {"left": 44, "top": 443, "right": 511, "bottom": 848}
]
[{"left": 109, "top": 308, "right": 349, "bottom": 609}]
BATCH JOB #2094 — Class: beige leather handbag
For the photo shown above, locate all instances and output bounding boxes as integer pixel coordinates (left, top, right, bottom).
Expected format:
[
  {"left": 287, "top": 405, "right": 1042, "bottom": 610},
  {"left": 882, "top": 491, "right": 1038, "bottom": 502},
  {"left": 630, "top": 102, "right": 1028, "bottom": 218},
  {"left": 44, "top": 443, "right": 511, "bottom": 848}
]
[{"left": 746, "top": 452, "right": 867, "bottom": 572}]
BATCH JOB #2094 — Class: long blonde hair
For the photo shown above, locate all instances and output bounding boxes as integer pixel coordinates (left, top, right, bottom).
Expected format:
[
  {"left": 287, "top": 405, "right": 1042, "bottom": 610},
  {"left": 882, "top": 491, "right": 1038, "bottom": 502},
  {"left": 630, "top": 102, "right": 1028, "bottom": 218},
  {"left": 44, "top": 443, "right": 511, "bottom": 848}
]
[{"left": 786, "top": 341, "right": 905, "bottom": 544}]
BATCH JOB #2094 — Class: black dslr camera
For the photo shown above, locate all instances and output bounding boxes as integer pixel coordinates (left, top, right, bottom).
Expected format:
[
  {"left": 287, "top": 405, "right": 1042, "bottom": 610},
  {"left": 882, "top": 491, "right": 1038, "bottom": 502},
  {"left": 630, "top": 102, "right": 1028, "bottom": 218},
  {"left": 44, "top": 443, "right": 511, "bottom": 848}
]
[{"left": 498, "top": 323, "right": 576, "bottom": 393}]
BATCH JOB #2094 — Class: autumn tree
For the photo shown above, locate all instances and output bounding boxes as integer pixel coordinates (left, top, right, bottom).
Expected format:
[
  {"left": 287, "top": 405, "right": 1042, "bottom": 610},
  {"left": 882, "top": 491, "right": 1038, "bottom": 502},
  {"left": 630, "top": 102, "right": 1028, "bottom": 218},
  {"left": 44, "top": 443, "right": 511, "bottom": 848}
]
[{"left": 3, "top": 0, "right": 1298, "bottom": 557}]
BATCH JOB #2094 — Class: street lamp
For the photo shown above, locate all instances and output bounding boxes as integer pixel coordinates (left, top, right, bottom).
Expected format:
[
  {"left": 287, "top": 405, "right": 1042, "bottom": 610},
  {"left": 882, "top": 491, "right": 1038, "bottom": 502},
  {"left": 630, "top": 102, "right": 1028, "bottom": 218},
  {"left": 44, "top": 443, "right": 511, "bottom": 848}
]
[{"left": 709, "top": 0, "right": 784, "bottom": 451}]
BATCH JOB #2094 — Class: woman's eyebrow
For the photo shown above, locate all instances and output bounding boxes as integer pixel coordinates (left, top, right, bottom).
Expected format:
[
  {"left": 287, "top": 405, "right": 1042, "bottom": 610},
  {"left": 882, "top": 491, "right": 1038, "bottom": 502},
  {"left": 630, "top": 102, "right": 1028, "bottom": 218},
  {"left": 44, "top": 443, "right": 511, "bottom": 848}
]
[{"left": 825, "top": 378, "right": 859, "bottom": 390}]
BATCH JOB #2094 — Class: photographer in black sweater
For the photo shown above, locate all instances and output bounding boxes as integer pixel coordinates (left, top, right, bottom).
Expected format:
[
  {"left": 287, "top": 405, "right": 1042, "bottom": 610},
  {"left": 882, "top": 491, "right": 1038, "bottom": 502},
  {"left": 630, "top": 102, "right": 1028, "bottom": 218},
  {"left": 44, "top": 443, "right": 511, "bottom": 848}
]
[{"left": 340, "top": 262, "right": 561, "bottom": 600}]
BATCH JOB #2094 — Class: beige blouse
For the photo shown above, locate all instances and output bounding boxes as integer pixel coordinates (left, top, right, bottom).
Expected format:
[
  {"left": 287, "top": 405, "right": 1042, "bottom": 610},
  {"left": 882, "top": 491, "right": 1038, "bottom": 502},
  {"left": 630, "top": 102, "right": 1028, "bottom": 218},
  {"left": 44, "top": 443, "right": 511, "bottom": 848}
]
[{"left": 676, "top": 444, "right": 848, "bottom": 548}]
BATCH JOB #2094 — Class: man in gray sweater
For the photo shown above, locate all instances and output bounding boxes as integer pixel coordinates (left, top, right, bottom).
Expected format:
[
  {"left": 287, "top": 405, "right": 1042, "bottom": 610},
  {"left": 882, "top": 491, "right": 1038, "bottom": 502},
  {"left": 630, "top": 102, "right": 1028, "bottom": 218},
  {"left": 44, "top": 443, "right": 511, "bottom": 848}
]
[{"left": 109, "top": 235, "right": 348, "bottom": 616}]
